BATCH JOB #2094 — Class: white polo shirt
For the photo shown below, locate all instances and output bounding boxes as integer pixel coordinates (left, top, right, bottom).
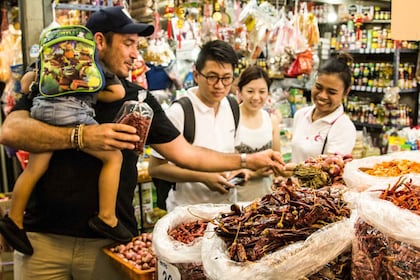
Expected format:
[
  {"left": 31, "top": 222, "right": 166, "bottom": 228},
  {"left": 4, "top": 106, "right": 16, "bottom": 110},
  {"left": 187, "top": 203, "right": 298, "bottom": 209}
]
[
  {"left": 152, "top": 87, "right": 237, "bottom": 211},
  {"left": 291, "top": 105, "right": 356, "bottom": 163}
]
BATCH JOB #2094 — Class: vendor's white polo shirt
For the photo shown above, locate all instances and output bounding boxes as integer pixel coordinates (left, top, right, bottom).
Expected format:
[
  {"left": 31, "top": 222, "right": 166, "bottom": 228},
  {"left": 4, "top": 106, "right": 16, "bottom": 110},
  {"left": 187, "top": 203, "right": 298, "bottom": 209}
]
[{"left": 291, "top": 105, "right": 356, "bottom": 163}]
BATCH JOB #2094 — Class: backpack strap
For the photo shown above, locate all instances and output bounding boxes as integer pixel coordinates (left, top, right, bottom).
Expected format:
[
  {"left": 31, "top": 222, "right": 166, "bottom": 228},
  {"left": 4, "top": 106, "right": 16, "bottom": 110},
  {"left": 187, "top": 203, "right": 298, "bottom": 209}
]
[
  {"left": 173, "top": 94, "right": 240, "bottom": 143},
  {"left": 227, "top": 95, "right": 240, "bottom": 133},
  {"left": 173, "top": 97, "right": 195, "bottom": 143}
]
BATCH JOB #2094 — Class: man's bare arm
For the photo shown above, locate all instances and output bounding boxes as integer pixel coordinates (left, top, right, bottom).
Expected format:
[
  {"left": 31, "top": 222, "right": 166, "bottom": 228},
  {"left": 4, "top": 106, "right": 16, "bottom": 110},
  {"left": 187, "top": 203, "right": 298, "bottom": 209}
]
[
  {"left": 0, "top": 110, "right": 140, "bottom": 153},
  {"left": 151, "top": 135, "right": 285, "bottom": 173}
]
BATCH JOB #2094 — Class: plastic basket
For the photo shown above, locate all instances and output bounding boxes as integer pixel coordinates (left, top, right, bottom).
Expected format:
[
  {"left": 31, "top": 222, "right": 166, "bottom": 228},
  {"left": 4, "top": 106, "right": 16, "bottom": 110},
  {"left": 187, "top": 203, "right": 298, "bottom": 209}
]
[{"left": 103, "top": 244, "right": 156, "bottom": 280}]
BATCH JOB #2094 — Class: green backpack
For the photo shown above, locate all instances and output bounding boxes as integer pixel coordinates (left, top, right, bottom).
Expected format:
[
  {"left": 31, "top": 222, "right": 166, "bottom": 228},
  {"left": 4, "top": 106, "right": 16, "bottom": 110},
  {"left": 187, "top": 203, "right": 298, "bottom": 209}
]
[{"left": 36, "top": 25, "right": 104, "bottom": 97}]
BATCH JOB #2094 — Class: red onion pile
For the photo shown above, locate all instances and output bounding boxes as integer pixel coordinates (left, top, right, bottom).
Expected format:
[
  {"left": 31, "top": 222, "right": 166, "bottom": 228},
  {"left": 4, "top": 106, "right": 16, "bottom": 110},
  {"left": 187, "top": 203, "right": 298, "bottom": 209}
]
[{"left": 110, "top": 233, "right": 156, "bottom": 271}]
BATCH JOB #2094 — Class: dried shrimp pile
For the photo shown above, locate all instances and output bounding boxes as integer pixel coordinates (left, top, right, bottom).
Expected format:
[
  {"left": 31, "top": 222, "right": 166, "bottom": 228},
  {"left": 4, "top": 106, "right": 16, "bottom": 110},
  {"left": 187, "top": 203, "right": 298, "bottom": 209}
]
[
  {"left": 363, "top": 159, "right": 420, "bottom": 177},
  {"left": 214, "top": 179, "right": 350, "bottom": 262}
]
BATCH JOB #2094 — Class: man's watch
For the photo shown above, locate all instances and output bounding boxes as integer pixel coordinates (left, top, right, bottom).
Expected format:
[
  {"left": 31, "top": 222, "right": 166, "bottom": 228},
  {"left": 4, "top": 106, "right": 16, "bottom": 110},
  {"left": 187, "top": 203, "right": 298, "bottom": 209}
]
[{"left": 240, "top": 153, "right": 247, "bottom": 168}]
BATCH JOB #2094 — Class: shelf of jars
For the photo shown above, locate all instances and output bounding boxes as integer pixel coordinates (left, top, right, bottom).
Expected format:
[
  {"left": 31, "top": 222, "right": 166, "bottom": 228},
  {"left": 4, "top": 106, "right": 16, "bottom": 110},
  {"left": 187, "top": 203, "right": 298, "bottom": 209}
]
[
  {"left": 345, "top": 48, "right": 418, "bottom": 54},
  {"left": 350, "top": 86, "right": 418, "bottom": 94},
  {"left": 345, "top": 102, "right": 413, "bottom": 129},
  {"left": 54, "top": 0, "right": 114, "bottom": 11}
]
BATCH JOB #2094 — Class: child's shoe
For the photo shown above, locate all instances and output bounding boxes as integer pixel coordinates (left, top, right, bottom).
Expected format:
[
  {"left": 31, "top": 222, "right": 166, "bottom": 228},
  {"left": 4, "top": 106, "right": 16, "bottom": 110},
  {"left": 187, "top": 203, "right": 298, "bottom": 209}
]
[
  {"left": 88, "top": 216, "right": 133, "bottom": 243},
  {"left": 0, "top": 215, "right": 33, "bottom": 255}
]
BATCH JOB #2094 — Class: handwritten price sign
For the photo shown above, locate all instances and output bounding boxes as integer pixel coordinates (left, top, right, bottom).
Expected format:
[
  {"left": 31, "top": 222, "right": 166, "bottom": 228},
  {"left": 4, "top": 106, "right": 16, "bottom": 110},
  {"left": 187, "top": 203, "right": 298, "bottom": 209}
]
[{"left": 157, "top": 259, "right": 181, "bottom": 280}]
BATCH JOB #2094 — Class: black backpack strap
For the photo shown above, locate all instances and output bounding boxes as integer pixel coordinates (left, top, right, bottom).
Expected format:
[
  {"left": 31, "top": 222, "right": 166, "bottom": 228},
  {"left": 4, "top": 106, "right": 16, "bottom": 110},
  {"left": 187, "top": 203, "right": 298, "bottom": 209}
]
[
  {"left": 174, "top": 95, "right": 239, "bottom": 142},
  {"left": 172, "top": 97, "right": 195, "bottom": 143},
  {"left": 227, "top": 95, "right": 240, "bottom": 132}
]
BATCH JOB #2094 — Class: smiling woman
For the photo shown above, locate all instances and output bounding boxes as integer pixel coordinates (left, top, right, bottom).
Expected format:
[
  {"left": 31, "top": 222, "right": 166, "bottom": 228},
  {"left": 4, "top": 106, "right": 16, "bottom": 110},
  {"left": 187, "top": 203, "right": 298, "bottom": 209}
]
[
  {"left": 291, "top": 52, "right": 356, "bottom": 163},
  {"left": 233, "top": 65, "right": 281, "bottom": 201}
]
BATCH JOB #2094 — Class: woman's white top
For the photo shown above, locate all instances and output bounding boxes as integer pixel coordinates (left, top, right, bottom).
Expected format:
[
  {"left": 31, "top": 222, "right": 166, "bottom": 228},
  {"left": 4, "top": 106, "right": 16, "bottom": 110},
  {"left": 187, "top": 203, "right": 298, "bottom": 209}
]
[
  {"left": 234, "top": 109, "right": 273, "bottom": 202},
  {"left": 291, "top": 104, "right": 356, "bottom": 163}
]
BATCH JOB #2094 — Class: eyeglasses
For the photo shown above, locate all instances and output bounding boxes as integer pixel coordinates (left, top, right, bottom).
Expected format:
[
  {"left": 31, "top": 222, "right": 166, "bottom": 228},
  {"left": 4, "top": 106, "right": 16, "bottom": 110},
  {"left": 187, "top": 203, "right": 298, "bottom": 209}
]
[{"left": 197, "top": 71, "right": 234, "bottom": 86}]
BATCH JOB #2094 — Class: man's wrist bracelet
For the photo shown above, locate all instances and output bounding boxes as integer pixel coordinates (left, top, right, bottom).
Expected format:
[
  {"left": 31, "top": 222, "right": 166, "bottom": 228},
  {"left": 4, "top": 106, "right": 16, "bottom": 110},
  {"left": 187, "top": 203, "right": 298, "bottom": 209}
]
[
  {"left": 240, "top": 153, "right": 247, "bottom": 168},
  {"left": 78, "top": 124, "right": 85, "bottom": 149},
  {"left": 70, "top": 127, "right": 77, "bottom": 149},
  {"left": 70, "top": 124, "right": 84, "bottom": 150}
]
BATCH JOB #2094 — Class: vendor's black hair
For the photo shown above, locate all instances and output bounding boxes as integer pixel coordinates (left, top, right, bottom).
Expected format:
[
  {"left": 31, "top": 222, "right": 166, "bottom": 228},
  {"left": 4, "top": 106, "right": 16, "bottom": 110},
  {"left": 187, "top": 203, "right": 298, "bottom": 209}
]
[
  {"left": 318, "top": 52, "right": 353, "bottom": 90},
  {"left": 195, "top": 40, "right": 238, "bottom": 72}
]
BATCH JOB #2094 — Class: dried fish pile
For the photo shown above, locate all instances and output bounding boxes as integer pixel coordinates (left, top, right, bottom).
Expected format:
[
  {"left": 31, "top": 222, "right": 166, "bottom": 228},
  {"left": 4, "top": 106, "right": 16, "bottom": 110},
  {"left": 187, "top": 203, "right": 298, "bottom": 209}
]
[
  {"left": 290, "top": 154, "right": 353, "bottom": 189},
  {"left": 352, "top": 178, "right": 420, "bottom": 279},
  {"left": 214, "top": 179, "right": 351, "bottom": 262}
]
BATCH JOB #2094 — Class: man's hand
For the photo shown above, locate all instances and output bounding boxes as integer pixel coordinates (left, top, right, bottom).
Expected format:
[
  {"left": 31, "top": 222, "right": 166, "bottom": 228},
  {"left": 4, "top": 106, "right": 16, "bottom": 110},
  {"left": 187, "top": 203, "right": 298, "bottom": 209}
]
[
  {"left": 246, "top": 149, "right": 285, "bottom": 174},
  {"left": 82, "top": 123, "right": 140, "bottom": 151},
  {"left": 201, "top": 172, "right": 233, "bottom": 194},
  {"left": 251, "top": 166, "right": 274, "bottom": 179}
]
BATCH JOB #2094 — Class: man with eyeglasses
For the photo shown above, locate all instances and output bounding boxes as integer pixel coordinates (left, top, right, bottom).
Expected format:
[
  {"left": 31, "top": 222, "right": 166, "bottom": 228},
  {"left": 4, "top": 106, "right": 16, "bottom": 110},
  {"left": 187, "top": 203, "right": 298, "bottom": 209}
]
[{"left": 149, "top": 40, "right": 244, "bottom": 211}]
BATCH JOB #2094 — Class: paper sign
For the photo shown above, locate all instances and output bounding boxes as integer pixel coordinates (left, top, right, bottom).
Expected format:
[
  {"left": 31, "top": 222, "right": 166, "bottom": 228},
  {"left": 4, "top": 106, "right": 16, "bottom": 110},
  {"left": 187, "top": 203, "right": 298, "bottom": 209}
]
[{"left": 391, "top": 1, "right": 420, "bottom": 40}]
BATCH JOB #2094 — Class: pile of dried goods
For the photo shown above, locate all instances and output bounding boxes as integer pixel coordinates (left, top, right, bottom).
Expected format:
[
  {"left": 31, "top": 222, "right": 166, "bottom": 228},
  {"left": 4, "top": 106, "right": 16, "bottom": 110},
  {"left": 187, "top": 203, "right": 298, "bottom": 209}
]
[
  {"left": 117, "top": 111, "right": 152, "bottom": 154},
  {"left": 352, "top": 178, "right": 420, "bottom": 279},
  {"left": 352, "top": 220, "right": 419, "bottom": 279},
  {"left": 362, "top": 159, "right": 420, "bottom": 177},
  {"left": 290, "top": 154, "right": 353, "bottom": 189},
  {"left": 306, "top": 249, "right": 352, "bottom": 280},
  {"left": 379, "top": 177, "right": 420, "bottom": 215},
  {"left": 168, "top": 220, "right": 208, "bottom": 244},
  {"left": 214, "top": 179, "right": 351, "bottom": 262}
]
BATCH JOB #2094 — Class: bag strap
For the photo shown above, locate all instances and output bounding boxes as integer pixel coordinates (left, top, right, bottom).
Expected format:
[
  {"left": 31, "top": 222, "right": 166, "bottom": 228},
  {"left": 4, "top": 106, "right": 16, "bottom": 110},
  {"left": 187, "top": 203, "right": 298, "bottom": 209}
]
[
  {"left": 173, "top": 97, "right": 195, "bottom": 143},
  {"left": 173, "top": 94, "right": 240, "bottom": 143},
  {"left": 321, "top": 112, "right": 345, "bottom": 154},
  {"left": 227, "top": 94, "right": 240, "bottom": 133}
]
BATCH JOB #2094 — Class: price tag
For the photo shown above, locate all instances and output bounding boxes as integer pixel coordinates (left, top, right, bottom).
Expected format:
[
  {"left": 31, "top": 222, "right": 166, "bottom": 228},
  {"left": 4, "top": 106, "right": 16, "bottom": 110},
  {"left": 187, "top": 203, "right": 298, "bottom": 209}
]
[{"left": 157, "top": 259, "right": 181, "bottom": 280}]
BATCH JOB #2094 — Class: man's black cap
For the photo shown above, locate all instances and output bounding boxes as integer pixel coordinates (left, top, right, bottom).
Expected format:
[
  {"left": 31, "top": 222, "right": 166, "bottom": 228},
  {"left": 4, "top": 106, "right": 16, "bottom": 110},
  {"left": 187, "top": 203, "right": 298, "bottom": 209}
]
[{"left": 86, "top": 6, "right": 154, "bottom": 37}]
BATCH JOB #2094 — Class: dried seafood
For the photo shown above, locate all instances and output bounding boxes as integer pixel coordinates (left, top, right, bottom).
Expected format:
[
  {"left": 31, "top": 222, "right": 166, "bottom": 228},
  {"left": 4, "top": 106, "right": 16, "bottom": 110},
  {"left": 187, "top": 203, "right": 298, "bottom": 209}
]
[{"left": 214, "top": 179, "right": 350, "bottom": 262}]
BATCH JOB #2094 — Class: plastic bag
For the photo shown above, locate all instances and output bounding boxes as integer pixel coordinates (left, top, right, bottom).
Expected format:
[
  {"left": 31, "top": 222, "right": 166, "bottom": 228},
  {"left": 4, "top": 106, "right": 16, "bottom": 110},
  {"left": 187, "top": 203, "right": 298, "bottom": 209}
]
[
  {"left": 202, "top": 218, "right": 354, "bottom": 280},
  {"left": 114, "top": 95, "right": 153, "bottom": 155},
  {"left": 286, "top": 49, "right": 313, "bottom": 77},
  {"left": 382, "top": 86, "right": 400, "bottom": 105},
  {"left": 355, "top": 187, "right": 420, "bottom": 247},
  {"left": 351, "top": 186, "right": 420, "bottom": 278},
  {"left": 342, "top": 151, "right": 420, "bottom": 191},
  {"left": 152, "top": 204, "right": 230, "bottom": 263}
]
